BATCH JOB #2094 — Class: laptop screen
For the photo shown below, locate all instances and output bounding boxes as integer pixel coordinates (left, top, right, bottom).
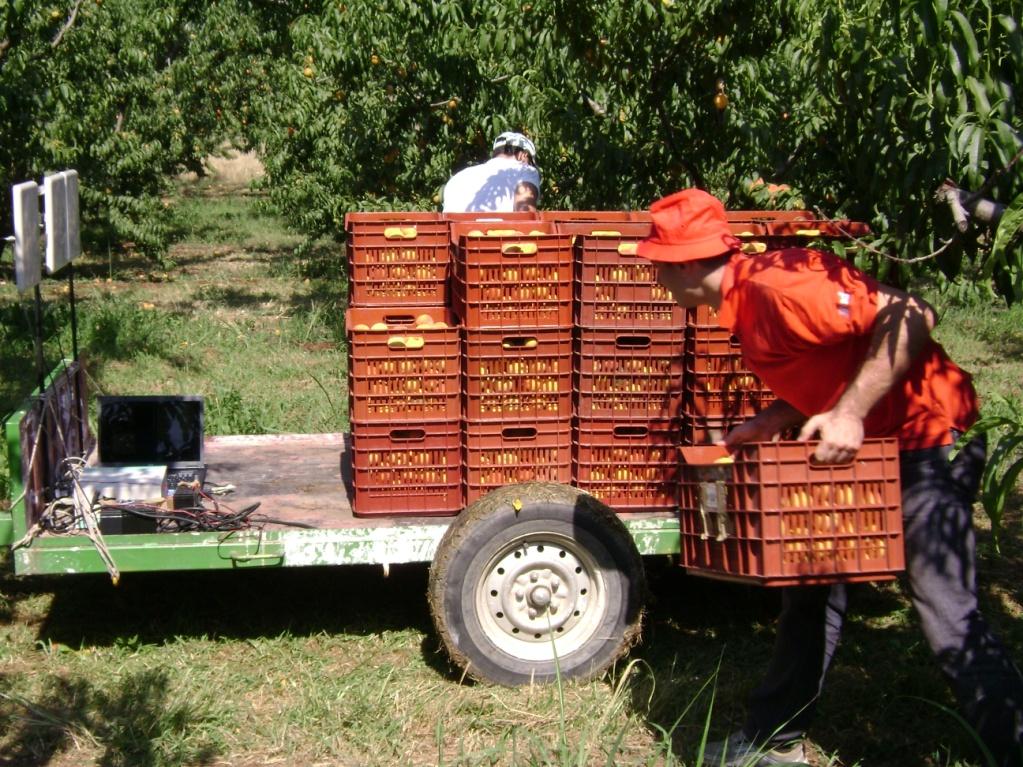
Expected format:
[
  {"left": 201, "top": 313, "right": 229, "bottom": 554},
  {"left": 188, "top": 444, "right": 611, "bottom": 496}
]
[{"left": 98, "top": 395, "right": 204, "bottom": 466}]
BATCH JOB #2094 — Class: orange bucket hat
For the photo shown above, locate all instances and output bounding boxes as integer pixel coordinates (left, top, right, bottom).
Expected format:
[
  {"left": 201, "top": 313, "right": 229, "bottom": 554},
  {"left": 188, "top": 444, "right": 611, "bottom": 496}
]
[{"left": 637, "top": 189, "right": 740, "bottom": 263}]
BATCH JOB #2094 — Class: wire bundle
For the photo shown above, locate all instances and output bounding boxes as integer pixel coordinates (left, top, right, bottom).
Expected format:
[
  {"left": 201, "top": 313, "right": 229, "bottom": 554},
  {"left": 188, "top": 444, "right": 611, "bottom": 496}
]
[{"left": 104, "top": 496, "right": 266, "bottom": 533}]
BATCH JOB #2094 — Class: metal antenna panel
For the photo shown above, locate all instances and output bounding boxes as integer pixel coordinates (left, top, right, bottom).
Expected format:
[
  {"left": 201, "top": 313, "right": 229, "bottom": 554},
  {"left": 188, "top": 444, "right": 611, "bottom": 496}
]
[
  {"left": 63, "top": 170, "right": 82, "bottom": 265},
  {"left": 12, "top": 181, "right": 41, "bottom": 293},
  {"left": 44, "top": 173, "right": 70, "bottom": 273}
]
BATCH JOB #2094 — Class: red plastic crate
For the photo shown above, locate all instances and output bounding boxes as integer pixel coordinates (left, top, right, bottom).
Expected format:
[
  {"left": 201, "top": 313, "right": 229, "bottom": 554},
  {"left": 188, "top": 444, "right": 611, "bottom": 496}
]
[
  {"left": 539, "top": 211, "right": 643, "bottom": 223},
  {"left": 464, "top": 328, "right": 573, "bottom": 420},
  {"left": 763, "top": 219, "right": 872, "bottom": 239},
  {"left": 451, "top": 223, "right": 573, "bottom": 328},
  {"left": 756, "top": 220, "right": 873, "bottom": 251},
  {"left": 573, "top": 418, "right": 682, "bottom": 510},
  {"left": 682, "top": 414, "right": 746, "bottom": 445},
  {"left": 725, "top": 210, "right": 815, "bottom": 223},
  {"left": 443, "top": 212, "right": 538, "bottom": 223},
  {"left": 346, "top": 212, "right": 451, "bottom": 306},
  {"left": 722, "top": 219, "right": 873, "bottom": 254},
  {"left": 678, "top": 439, "right": 904, "bottom": 585},
  {"left": 347, "top": 308, "right": 460, "bottom": 423},
  {"left": 575, "top": 328, "right": 685, "bottom": 420},
  {"left": 568, "top": 226, "right": 686, "bottom": 329},
  {"left": 684, "top": 368, "right": 776, "bottom": 420},
  {"left": 686, "top": 305, "right": 726, "bottom": 329},
  {"left": 464, "top": 420, "right": 572, "bottom": 505},
  {"left": 352, "top": 420, "right": 462, "bottom": 516},
  {"left": 685, "top": 305, "right": 747, "bottom": 374}
]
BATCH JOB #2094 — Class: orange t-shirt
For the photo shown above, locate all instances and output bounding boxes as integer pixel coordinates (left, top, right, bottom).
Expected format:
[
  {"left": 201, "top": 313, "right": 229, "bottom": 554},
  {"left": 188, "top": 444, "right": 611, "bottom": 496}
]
[{"left": 716, "top": 249, "right": 978, "bottom": 450}]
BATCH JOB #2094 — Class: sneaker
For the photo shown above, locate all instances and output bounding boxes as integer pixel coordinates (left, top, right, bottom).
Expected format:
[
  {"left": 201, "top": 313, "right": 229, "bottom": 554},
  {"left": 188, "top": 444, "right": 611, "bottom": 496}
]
[{"left": 701, "top": 731, "right": 808, "bottom": 766}]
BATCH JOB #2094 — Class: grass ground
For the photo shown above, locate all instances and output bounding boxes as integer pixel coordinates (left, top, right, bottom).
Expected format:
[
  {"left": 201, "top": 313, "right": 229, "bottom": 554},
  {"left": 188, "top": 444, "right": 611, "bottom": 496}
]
[{"left": 0, "top": 183, "right": 1020, "bottom": 766}]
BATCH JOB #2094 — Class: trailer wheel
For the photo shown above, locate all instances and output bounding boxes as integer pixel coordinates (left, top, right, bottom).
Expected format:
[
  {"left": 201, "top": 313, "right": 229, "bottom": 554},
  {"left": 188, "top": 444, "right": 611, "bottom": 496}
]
[{"left": 428, "top": 482, "right": 645, "bottom": 686}]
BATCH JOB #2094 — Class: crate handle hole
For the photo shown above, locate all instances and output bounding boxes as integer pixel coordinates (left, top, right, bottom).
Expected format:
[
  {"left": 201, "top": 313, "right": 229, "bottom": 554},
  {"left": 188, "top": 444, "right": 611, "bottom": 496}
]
[
  {"left": 383, "top": 226, "right": 418, "bottom": 240},
  {"left": 501, "top": 336, "right": 538, "bottom": 350},
  {"left": 501, "top": 242, "right": 538, "bottom": 256},
  {"left": 389, "top": 429, "right": 427, "bottom": 442},
  {"left": 613, "top": 426, "right": 648, "bottom": 438},
  {"left": 387, "top": 336, "right": 425, "bottom": 350},
  {"left": 808, "top": 456, "right": 855, "bottom": 469},
  {"left": 614, "top": 335, "right": 652, "bottom": 349},
  {"left": 501, "top": 427, "right": 538, "bottom": 440}
]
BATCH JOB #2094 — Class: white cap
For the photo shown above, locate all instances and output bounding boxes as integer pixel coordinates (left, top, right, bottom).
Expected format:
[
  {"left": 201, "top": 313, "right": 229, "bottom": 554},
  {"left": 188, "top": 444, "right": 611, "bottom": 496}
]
[{"left": 493, "top": 131, "right": 537, "bottom": 162}]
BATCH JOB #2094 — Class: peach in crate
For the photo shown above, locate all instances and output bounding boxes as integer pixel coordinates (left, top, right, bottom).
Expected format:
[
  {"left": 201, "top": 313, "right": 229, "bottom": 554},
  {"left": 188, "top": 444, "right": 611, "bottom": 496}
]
[
  {"left": 575, "top": 328, "right": 685, "bottom": 420},
  {"left": 463, "top": 421, "right": 571, "bottom": 505},
  {"left": 463, "top": 328, "right": 573, "bottom": 420},
  {"left": 345, "top": 212, "right": 450, "bottom": 307},
  {"left": 451, "top": 222, "right": 573, "bottom": 328},
  {"left": 347, "top": 308, "right": 459, "bottom": 423},
  {"left": 678, "top": 439, "right": 904, "bottom": 586},
  {"left": 573, "top": 418, "right": 682, "bottom": 510},
  {"left": 352, "top": 421, "right": 462, "bottom": 516}
]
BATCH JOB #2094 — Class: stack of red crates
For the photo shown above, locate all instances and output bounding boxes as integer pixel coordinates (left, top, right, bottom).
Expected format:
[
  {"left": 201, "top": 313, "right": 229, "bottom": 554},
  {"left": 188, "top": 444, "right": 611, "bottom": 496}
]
[
  {"left": 554, "top": 215, "right": 685, "bottom": 511},
  {"left": 683, "top": 303, "right": 776, "bottom": 445},
  {"left": 452, "top": 221, "right": 575, "bottom": 505},
  {"left": 345, "top": 212, "right": 461, "bottom": 516}
]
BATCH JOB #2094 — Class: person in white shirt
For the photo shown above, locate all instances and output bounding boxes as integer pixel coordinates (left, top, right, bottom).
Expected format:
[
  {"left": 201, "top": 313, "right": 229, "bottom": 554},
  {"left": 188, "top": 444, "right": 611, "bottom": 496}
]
[{"left": 442, "top": 132, "right": 541, "bottom": 213}]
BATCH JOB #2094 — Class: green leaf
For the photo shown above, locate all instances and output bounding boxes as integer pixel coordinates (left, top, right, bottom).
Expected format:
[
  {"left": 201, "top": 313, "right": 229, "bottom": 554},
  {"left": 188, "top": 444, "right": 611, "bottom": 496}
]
[
  {"left": 949, "top": 11, "right": 980, "bottom": 68},
  {"left": 955, "top": 121, "right": 979, "bottom": 161},
  {"left": 964, "top": 75, "right": 991, "bottom": 116},
  {"left": 991, "top": 453, "right": 1023, "bottom": 523},
  {"left": 967, "top": 124, "right": 982, "bottom": 172},
  {"left": 990, "top": 192, "right": 1023, "bottom": 269},
  {"left": 918, "top": 1, "right": 939, "bottom": 45},
  {"left": 997, "top": 14, "right": 1023, "bottom": 68},
  {"left": 946, "top": 40, "right": 965, "bottom": 84}
]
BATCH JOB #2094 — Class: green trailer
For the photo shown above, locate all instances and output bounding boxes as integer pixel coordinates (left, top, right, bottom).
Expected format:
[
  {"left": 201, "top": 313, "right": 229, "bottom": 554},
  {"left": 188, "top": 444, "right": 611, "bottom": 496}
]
[{"left": 3, "top": 360, "right": 679, "bottom": 686}]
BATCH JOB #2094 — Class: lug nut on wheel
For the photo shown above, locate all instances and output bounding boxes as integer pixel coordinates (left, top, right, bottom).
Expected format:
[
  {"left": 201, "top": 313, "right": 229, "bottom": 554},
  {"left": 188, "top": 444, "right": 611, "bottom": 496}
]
[{"left": 530, "top": 585, "right": 552, "bottom": 608}]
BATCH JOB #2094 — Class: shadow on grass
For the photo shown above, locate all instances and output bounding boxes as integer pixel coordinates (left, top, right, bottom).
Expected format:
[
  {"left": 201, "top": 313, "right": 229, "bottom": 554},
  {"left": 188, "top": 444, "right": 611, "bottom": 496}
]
[
  {"left": 0, "top": 302, "right": 74, "bottom": 416},
  {"left": 0, "top": 669, "right": 220, "bottom": 767},
  {"left": 7, "top": 533, "right": 1021, "bottom": 767},
  {"left": 637, "top": 531, "right": 1023, "bottom": 767},
  {"left": 31, "top": 563, "right": 434, "bottom": 648}
]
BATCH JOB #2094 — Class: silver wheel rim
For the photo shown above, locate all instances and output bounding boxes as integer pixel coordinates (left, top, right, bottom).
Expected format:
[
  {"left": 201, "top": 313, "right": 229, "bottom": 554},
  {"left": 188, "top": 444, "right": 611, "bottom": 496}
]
[{"left": 475, "top": 532, "right": 607, "bottom": 662}]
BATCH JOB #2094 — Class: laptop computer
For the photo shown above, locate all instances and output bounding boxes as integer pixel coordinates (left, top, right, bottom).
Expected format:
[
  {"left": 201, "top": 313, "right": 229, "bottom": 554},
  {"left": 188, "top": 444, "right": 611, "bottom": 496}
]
[
  {"left": 97, "top": 395, "right": 205, "bottom": 468},
  {"left": 97, "top": 395, "right": 207, "bottom": 502}
]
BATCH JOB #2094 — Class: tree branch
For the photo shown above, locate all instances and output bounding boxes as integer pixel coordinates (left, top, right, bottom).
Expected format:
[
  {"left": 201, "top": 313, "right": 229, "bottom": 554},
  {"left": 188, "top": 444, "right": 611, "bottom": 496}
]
[
  {"left": 51, "top": 0, "right": 85, "bottom": 49},
  {"left": 935, "top": 181, "right": 1006, "bottom": 230}
]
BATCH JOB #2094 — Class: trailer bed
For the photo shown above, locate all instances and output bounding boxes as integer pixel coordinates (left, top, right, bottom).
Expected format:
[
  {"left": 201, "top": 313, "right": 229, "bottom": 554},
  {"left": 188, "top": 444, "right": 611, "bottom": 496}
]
[
  {"left": 206, "top": 432, "right": 438, "bottom": 530},
  {"left": 5, "top": 376, "right": 682, "bottom": 576}
]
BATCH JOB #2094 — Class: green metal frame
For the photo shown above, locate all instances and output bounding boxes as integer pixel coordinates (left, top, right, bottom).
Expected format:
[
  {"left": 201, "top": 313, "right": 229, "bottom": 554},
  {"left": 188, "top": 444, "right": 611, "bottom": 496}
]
[
  {"left": 3, "top": 363, "right": 682, "bottom": 577},
  {"left": 1, "top": 412, "right": 16, "bottom": 547},
  {"left": 3, "top": 372, "right": 39, "bottom": 550}
]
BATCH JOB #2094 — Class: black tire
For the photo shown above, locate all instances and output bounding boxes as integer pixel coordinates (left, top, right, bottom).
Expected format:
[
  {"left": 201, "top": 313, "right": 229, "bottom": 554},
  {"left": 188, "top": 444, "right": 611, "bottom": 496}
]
[{"left": 428, "top": 482, "right": 646, "bottom": 686}]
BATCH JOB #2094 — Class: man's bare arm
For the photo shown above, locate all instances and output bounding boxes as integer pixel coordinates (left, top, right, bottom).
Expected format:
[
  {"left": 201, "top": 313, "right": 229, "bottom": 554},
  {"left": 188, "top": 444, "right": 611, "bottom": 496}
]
[
  {"left": 799, "top": 285, "right": 934, "bottom": 462},
  {"left": 722, "top": 399, "right": 805, "bottom": 448},
  {"left": 513, "top": 181, "right": 539, "bottom": 212}
]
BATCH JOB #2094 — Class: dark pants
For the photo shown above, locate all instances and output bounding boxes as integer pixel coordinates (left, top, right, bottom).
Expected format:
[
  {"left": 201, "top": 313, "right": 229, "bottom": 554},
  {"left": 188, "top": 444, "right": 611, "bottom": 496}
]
[{"left": 743, "top": 435, "right": 1023, "bottom": 766}]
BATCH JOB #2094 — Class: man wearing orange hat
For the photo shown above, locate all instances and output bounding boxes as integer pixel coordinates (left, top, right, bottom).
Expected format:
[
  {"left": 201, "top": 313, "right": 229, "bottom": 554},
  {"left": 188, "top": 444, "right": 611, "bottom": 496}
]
[{"left": 638, "top": 189, "right": 1023, "bottom": 766}]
